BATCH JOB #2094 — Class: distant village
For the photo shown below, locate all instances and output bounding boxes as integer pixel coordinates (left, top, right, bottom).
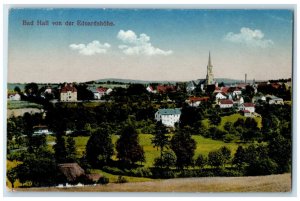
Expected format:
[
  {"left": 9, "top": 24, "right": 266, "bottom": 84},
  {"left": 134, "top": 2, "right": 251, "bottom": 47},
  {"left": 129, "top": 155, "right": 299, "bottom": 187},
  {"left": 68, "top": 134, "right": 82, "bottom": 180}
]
[{"left": 8, "top": 52, "right": 292, "bottom": 130}]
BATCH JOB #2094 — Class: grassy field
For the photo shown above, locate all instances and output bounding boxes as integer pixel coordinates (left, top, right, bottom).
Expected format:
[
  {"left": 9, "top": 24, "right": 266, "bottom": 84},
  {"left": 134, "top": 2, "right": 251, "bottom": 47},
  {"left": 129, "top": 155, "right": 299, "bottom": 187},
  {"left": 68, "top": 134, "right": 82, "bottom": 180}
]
[
  {"left": 7, "top": 100, "right": 43, "bottom": 110},
  {"left": 13, "top": 173, "right": 291, "bottom": 192},
  {"left": 8, "top": 120, "right": 246, "bottom": 188},
  {"left": 202, "top": 113, "right": 262, "bottom": 131},
  {"left": 46, "top": 133, "right": 240, "bottom": 168}
]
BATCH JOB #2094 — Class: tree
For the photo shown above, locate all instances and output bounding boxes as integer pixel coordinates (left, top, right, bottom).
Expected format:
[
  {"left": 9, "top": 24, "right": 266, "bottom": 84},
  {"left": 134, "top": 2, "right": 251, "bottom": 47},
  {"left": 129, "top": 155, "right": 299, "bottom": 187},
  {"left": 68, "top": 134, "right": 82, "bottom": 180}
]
[
  {"left": 7, "top": 168, "right": 17, "bottom": 189},
  {"left": 66, "top": 136, "right": 77, "bottom": 162},
  {"left": 268, "top": 134, "right": 291, "bottom": 173},
  {"left": 154, "top": 151, "right": 176, "bottom": 169},
  {"left": 15, "top": 150, "right": 57, "bottom": 187},
  {"left": 86, "top": 127, "right": 114, "bottom": 166},
  {"left": 24, "top": 82, "right": 39, "bottom": 96},
  {"left": 151, "top": 121, "right": 169, "bottom": 158},
  {"left": 170, "top": 128, "right": 196, "bottom": 169},
  {"left": 208, "top": 146, "right": 231, "bottom": 169},
  {"left": 209, "top": 112, "right": 221, "bottom": 126},
  {"left": 195, "top": 154, "right": 207, "bottom": 170},
  {"left": 220, "top": 146, "right": 231, "bottom": 165},
  {"left": 208, "top": 150, "right": 224, "bottom": 168},
  {"left": 116, "top": 125, "right": 145, "bottom": 165},
  {"left": 14, "top": 86, "right": 21, "bottom": 93},
  {"left": 53, "top": 133, "right": 67, "bottom": 163},
  {"left": 233, "top": 146, "right": 246, "bottom": 169}
]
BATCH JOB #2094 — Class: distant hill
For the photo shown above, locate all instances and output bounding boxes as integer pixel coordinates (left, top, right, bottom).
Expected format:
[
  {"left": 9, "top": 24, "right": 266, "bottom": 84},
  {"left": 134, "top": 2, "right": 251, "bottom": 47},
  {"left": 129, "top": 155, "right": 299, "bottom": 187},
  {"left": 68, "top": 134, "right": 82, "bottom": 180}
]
[{"left": 89, "top": 78, "right": 179, "bottom": 84}]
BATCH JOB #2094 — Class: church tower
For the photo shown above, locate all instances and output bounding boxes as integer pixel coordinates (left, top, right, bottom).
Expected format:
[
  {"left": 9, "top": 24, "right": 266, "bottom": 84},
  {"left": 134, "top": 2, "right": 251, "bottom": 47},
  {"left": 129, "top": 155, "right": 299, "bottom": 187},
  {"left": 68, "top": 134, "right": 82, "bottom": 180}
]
[{"left": 206, "top": 51, "right": 214, "bottom": 85}]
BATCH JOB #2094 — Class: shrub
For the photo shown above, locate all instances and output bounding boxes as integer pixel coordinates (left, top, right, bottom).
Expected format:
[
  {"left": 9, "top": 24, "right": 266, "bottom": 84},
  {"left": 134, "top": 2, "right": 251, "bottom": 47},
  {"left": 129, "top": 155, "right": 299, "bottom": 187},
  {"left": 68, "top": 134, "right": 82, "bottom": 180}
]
[
  {"left": 195, "top": 154, "right": 207, "bottom": 169},
  {"left": 131, "top": 167, "right": 152, "bottom": 177},
  {"left": 116, "top": 176, "right": 128, "bottom": 183},
  {"left": 97, "top": 176, "right": 109, "bottom": 185},
  {"left": 150, "top": 168, "right": 176, "bottom": 179},
  {"left": 223, "top": 134, "right": 234, "bottom": 143},
  {"left": 102, "top": 166, "right": 124, "bottom": 175}
]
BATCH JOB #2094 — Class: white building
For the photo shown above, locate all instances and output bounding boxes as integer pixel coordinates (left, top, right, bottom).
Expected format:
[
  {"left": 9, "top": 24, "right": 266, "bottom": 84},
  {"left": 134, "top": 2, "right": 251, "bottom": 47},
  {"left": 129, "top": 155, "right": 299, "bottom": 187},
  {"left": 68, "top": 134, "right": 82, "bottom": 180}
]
[
  {"left": 219, "top": 99, "right": 234, "bottom": 108},
  {"left": 215, "top": 92, "right": 227, "bottom": 101},
  {"left": 60, "top": 83, "right": 77, "bottom": 102},
  {"left": 243, "top": 103, "right": 255, "bottom": 113},
  {"left": 266, "top": 95, "right": 284, "bottom": 105},
  {"left": 155, "top": 108, "right": 181, "bottom": 127},
  {"left": 8, "top": 93, "right": 21, "bottom": 101}
]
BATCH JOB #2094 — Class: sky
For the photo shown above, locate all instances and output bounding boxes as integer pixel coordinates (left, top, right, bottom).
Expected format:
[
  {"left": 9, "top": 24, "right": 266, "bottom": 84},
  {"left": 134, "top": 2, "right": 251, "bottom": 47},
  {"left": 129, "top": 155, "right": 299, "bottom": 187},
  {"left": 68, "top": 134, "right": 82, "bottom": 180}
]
[{"left": 8, "top": 8, "right": 293, "bottom": 83}]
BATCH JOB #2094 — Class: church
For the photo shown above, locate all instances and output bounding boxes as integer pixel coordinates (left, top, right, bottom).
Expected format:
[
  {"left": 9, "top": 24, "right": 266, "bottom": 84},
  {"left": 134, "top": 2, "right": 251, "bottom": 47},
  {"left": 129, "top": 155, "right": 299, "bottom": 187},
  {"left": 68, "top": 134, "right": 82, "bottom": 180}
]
[{"left": 186, "top": 52, "right": 217, "bottom": 93}]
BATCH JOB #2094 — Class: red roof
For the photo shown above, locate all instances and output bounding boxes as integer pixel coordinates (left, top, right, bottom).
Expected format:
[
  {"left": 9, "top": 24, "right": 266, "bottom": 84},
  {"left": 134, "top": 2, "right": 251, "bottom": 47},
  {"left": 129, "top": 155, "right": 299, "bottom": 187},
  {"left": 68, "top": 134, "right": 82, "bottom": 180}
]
[
  {"left": 97, "top": 87, "right": 107, "bottom": 93},
  {"left": 271, "top": 83, "right": 281, "bottom": 89},
  {"left": 188, "top": 96, "right": 209, "bottom": 102},
  {"left": 157, "top": 85, "right": 175, "bottom": 93},
  {"left": 61, "top": 84, "right": 77, "bottom": 93},
  {"left": 219, "top": 99, "right": 234, "bottom": 105},
  {"left": 244, "top": 103, "right": 255, "bottom": 107},
  {"left": 221, "top": 87, "right": 230, "bottom": 93},
  {"left": 242, "top": 110, "right": 250, "bottom": 113}
]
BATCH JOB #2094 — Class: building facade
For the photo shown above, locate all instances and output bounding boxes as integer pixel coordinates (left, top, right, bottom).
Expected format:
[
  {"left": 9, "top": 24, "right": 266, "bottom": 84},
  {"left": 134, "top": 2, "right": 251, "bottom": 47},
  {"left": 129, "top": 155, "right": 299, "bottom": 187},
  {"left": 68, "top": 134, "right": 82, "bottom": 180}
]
[
  {"left": 60, "top": 83, "right": 77, "bottom": 102},
  {"left": 155, "top": 108, "right": 181, "bottom": 127}
]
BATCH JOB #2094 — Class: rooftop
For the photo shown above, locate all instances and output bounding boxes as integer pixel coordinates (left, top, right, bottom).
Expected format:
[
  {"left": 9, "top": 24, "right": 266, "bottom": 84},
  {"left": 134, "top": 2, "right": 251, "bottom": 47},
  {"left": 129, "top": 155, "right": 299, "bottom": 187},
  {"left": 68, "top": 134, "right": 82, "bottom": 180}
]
[{"left": 158, "top": 108, "right": 181, "bottom": 115}]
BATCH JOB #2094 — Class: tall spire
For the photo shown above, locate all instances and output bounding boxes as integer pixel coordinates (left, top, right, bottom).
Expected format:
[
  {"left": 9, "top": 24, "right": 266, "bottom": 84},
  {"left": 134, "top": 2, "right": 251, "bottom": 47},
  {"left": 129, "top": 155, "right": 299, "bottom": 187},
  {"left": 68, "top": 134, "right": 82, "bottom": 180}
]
[{"left": 208, "top": 51, "right": 212, "bottom": 66}]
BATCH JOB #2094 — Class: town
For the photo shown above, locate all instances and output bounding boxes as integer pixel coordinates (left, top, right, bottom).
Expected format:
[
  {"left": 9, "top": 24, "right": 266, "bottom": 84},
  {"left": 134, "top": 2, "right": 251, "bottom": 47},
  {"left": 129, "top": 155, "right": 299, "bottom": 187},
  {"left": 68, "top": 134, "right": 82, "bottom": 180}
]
[{"left": 6, "top": 53, "right": 292, "bottom": 190}]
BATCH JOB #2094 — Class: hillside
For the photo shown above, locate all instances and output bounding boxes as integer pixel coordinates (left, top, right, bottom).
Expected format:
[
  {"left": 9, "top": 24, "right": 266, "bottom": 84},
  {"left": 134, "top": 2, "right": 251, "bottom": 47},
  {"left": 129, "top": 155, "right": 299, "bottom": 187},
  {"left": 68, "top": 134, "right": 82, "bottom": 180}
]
[{"left": 13, "top": 173, "right": 291, "bottom": 192}]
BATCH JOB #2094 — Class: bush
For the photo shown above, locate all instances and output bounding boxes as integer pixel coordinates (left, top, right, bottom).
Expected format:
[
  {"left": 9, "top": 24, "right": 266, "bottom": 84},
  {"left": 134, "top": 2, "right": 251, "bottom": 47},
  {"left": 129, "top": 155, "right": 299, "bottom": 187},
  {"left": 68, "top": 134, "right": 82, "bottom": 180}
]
[
  {"left": 223, "top": 134, "right": 234, "bottom": 143},
  {"left": 131, "top": 167, "right": 152, "bottom": 177},
  {"left": 97, "top": 176, "right": 109, "bottom": 185},
  {"left": 150, "top": 168, "right": 176, "bottom": 179},
  {"left": 102, "top": 166, "right": 124, "bottom": 175},
  {"left": 116, "top": 176, "right": 128, "bottom": 183},
  {"left": 178, "top": 170, "right": 197, "bottom": 177},
  {"left": 246, "top": 158, "right": 278, "bottom": 176}
]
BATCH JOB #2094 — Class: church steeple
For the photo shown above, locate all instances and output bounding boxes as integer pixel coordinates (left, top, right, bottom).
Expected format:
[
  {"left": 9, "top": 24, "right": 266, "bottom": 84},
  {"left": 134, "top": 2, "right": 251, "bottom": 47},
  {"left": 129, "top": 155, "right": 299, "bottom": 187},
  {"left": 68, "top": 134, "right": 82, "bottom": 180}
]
[
  {"left": 206, "top": 51, "right": 214, "bottom": 85},
  {"left": 208, "top": 51, "right": 212, "bottom": 67}
]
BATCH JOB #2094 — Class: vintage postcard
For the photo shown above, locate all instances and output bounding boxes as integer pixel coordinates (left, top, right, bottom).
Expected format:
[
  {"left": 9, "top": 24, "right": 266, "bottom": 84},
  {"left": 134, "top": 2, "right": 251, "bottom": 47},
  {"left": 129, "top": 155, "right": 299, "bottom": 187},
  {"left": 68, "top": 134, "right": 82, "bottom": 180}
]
[{"left": 6, "top": 7, "right": 294, "bottom": 193}]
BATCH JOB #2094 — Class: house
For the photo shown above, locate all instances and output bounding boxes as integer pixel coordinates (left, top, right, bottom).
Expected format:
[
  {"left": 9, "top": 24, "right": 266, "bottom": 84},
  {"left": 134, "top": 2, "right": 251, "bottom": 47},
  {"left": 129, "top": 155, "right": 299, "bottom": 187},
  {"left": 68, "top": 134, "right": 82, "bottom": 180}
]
[
  {"left": 146, "top": 86, "right": 156, "bottom": 93},
  {"left": 266, "top": 95, "right": 284, "bottom": 105},
  {"left": 186, "top": 96, "right": 209, "bottom": 107},
  {"left": 57, "top": 163, "right": 85, "bottom": 184},
  {"left": 157, "top": 85, "right": 176, "bottom": 94},
  {"left": 228, "top": 87, "right": 242, "bottom": 97},
  {"left": 243, "top": 103, "right": 255, "bottom": 113},
  {"left": 106, "top": 88, "right": 113, "bottom": 95},
  {"left": 186, "top": 79, "right": 206, "bottom": 93},
  {"left": 155, "top": 108, "right": 181, "bottom": 127},
  {"left": 33, "top": 125, "right": 51, "bottom": 135},
  {"left": 60, "top": 83, "right": 77, "bottom": 102},
  {"left": 241, "top": 110, "right": 252, "bottom": 117},
  {"left": 252, "top": 95, "right": 266, "bottom": 103},
  {"left": 219, "top": 99, "right": 234, "bottom": 108},
  {"left": 8, "top": 93, "right": 21, "bottom": 101},
  {"left": 90, "top": 87, "right": 108, "bottom": 100},
  {"left": 215, "top": 92, "right": 227, "bottom": 101}
]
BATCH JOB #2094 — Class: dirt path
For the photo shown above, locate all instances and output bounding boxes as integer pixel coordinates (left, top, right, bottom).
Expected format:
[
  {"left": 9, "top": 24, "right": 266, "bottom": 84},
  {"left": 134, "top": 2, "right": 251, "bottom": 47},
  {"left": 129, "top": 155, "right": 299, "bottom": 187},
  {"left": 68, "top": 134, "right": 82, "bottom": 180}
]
[{"left": 12, "top": 173, "right": 292, "bottom": 193}]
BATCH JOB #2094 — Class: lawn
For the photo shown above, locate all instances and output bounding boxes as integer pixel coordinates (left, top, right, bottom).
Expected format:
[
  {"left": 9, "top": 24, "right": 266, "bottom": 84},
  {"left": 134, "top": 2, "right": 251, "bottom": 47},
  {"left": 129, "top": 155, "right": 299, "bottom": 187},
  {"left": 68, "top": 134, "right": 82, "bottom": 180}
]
[
  {"left": 89, "top": 169, "right": 153, "bottom": 183},
  {"left": 202, "top": 113, "right": 262, "bottom": 131},
  {"left": 7, "top": 100, "right": 43, "bottom": 109},
  {"left": 63, "top": 133, "right": 240, "bottom": 168}
]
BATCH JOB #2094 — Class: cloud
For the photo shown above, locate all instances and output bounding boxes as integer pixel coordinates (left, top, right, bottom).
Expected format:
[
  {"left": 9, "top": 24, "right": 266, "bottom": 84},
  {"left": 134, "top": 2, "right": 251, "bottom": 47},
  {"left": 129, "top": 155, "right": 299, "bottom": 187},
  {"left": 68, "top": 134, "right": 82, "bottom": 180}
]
[
  {"left": 224, "top": 27, "right": 274, "bottom": 48},
  {"left": 117, "top": 30, "right": 173, "bottom": 56},
  {"left": 69, "top": 40, "right": 111, "bottom": 56}
]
